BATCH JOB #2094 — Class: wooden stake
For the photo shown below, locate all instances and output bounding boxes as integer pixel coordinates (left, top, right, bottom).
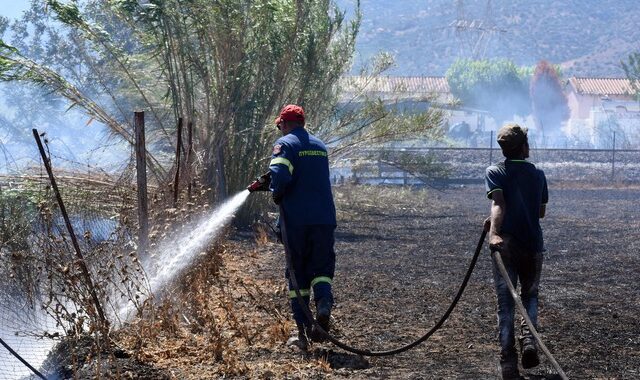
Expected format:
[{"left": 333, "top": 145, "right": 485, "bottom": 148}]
[{"left": 134, "top": 112, "right": 149, "bottom": 256}]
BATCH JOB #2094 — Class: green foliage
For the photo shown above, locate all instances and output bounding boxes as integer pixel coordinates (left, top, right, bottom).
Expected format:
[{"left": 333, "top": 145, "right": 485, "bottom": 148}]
[
  {"left": 47, "top": 0, "right": 83, "bottom": 25},
  {"left": 446, "top": 58, "right": 532, "bottom": 124},
  {"left": 622, "top": 52, "right": 640, "bottom": 101},
  {"left": 0, "top": 188, "right": 40, "bottom": 251}
]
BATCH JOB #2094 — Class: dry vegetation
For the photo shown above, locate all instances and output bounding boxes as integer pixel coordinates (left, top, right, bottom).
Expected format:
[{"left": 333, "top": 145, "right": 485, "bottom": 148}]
[
  {"left": 4, "top": 175, "right": 639, "bottom": 379},
  {"left": 90, "top": 182, "right": 639, "bottom": 379}
]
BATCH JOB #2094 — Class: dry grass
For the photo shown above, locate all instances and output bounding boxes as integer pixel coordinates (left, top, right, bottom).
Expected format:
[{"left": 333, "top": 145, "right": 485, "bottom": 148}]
[{"left": 111, "top": 236, "right": 298, "bottom": 378}]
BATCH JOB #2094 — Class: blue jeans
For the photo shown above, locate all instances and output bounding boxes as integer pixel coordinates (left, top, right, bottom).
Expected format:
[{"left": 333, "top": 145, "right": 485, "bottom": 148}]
[{"left": 491, "top": 234, "right": 543, "bottom": 356}]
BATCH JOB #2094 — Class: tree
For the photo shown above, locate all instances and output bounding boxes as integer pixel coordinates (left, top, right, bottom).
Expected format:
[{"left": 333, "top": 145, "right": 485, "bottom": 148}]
[
  {"left": 530, "top": 60, "right": 569, "bottom": 136},
  {"left": 445, "top": 58, "right": 531, "bottom": 125},
  {"left": 622, "top": 52, "right": 640, "bottom": 101},
  {"left": 0, "top": 0, "right": 362, "bottom": 203}
]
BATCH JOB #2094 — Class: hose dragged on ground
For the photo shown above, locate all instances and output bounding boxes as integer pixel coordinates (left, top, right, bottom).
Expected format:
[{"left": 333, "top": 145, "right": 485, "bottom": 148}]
[
  {"left": 282, "top": 211, "right": 570, "bottom": 378},
  {"left": 280, "top": 204, "right": 487, "bottom": 357},
  {"left": 491, "top": 251, "right": 569, "bottom": 380}
]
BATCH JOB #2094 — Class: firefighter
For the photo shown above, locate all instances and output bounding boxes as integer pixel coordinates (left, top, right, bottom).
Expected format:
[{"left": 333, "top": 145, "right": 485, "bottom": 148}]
[
  {"left": 484, "top": 124, "right": 548, "bottom": 379},
  {"left": 268, "top": 104, "right": 336, "bottom": 350}
]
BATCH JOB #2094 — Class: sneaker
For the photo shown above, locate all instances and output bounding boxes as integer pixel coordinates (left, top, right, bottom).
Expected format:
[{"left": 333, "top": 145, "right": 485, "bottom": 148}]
[
  {"left": 286, "top": 327, "right": 309, "bottom": 351},
  {"left": 521, "top": 337, "right": 540, "bottom": 369},
  {"left": 500, "top": 350, "right": 522, "bottom": 380}
]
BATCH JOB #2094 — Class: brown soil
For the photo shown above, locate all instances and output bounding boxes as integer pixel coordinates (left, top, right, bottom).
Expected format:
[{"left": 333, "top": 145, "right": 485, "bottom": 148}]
[{"left": 128, "top": 183, "right": 640, "bottom": 379}]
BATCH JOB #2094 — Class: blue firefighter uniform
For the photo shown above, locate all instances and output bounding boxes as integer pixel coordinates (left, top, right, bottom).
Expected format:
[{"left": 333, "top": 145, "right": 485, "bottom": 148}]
[{"left": 269, "top": 126, "right": 336, "bottom": 333}]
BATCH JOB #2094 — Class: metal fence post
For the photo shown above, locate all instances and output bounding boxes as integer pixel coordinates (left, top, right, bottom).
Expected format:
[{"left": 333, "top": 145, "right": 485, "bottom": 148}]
[
  {"left": 611, "top": 131, "right": 616, "bottom": 181},
  {"left": 187, "top": 120, "right": 194, "bottom": 201},
  {"left": 32, "top": 129, "right": 107, "bottom": 326}
]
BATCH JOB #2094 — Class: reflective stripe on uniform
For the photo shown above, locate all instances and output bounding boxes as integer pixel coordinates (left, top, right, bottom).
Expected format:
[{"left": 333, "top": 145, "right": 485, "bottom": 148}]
[
  {"left": 270, "top": 157, "right": 293, "bottom": 174},
  {"left": 288, "top": 289, "right": 310, "bottom": 298},
  {"left": 311, "top": 276, "right": 332, "bottom": 287}
]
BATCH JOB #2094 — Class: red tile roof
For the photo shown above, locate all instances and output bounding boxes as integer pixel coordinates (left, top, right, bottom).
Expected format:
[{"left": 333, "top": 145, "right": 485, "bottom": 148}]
[
  {"left": 568, "top": 77, "right": 635, "bottom": 95},
  {"left": 341, "top": 76, "right": 637, "bottom": 98},
  {"left": 340, "top": 76, "right": 450, "bottom": 94}
]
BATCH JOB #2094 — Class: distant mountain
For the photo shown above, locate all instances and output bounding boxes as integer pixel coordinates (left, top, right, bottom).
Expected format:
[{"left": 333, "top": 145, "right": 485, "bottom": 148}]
[{"left": 336, "top": 0, "right": 640, "bottom": 77}]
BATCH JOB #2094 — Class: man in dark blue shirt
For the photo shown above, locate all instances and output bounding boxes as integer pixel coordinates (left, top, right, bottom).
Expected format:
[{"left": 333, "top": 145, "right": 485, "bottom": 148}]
[
  {"left": 484, "top": 124, "right": 548, "bottom": 380},
  {"left": 269, "top": 104, "right": 337, "bottom": 350}
]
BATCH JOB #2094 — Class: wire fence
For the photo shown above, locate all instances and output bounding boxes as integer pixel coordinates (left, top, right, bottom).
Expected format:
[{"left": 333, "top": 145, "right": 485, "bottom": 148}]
[
  {"left": 0, "top": 111, "right": 209, "bottom": 379},
  {"left": 0, "top": 166, "right": 144, "bottom": 379},
  {"left": 331, "top": 144, "right": 640, "bottom": 187}
]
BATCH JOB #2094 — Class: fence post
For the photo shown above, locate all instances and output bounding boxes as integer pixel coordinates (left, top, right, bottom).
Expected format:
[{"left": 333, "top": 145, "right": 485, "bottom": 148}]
[
  {"left": 134, "top": 111, "right": 149, "bottom": 256},
  {"left": 489, "top": 130, "right": 494, "bottom": 165},
  {"left": 173, "top": 117, "right": 183, "bottom": 207},
  {"left": 611, "top": 131, "right": 616, "bottom": 181}
]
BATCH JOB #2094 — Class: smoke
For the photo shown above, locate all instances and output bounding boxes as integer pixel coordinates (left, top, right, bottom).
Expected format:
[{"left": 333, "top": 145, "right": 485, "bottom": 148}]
[{"left": 0, "top": 82, "right": 130, "bottom": 175}]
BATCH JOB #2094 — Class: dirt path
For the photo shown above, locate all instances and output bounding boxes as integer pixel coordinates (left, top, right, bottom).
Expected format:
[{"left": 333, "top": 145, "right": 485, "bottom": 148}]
[{"left": 161, "top": 183, "right": 640, "bottom": 379}]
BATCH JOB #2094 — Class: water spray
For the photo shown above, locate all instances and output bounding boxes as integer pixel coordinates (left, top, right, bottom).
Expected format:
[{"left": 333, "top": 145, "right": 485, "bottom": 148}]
[
  {"left": 118, "top": 190, "right": 251, "bottom": 320},
  {"left": 117, "top": 172, "right": 271, "bottom": 321}
]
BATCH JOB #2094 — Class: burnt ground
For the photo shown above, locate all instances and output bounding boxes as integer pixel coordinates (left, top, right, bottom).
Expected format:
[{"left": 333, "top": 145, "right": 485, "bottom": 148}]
[{"left": 135, "top": 182, "right": 640, "bottom": 379}]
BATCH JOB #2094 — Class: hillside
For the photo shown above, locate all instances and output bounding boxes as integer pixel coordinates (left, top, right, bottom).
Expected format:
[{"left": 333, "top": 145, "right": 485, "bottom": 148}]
[{"left": 337, "top": 0, "right": 640, "bottom": 77}]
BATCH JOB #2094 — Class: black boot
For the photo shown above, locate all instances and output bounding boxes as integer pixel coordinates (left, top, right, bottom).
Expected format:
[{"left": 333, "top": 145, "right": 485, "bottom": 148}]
[
  {"left": 310, "top": 297, "right": 332, "bottom": 342},
  {"left": 520, "top": 336, "right": 540, "bottom": 369},
  {"left": 286, "top": 325, "right": 309, "bottom": 351},
  {"left": 500, "top": 349, "right": 522, "bottom": 380}
]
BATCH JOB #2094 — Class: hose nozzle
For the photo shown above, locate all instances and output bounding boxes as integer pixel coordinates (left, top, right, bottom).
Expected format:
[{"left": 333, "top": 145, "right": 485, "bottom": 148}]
[{"left": 247, "top": 172, "right": 271, "bottom": 192}]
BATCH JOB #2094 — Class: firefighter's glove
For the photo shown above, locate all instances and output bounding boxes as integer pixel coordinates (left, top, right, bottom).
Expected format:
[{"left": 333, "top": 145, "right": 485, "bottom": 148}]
[
  {"left": 272, "top": 192, "right": 284, "bottom": 205},
  {"left": 247, "top": 172, "right": 271, "bottom": 192}
]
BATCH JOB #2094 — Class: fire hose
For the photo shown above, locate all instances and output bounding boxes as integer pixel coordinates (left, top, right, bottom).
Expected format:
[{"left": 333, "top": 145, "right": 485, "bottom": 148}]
[
  {"left": 283, "top": 212, "right": 568, "bottom": 377},
  {"left": 248, "top": 174, "right": 568, "bottom": 375},
  {"left": 279, "top": 203, "right": 487, "bottom": 357}
]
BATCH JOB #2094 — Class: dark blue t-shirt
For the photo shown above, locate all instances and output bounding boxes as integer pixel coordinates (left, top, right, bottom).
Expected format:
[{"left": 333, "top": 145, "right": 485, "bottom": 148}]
[
  {"left": 269, "top": 127, "right": 337, "bottom": 226},
  {"left": 485, "top": 159, "right": 548, "bottom": 252}
]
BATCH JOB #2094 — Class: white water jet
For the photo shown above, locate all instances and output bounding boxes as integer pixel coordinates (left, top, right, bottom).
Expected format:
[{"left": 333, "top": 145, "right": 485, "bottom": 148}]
[
  {"left": 148, "top": 190, "right": 250, "bottom": 292},
  {"left": 1, "top": 191, "right": 251, "bottom": 377},
  {"left": 119, "top": 190, "right": 251, "bottom": 320}
]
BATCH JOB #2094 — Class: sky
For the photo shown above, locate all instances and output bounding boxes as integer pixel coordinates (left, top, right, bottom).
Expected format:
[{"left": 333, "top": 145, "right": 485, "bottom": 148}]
[{"left": 0, "top": 0, "right": 29, "bottom": 20}]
